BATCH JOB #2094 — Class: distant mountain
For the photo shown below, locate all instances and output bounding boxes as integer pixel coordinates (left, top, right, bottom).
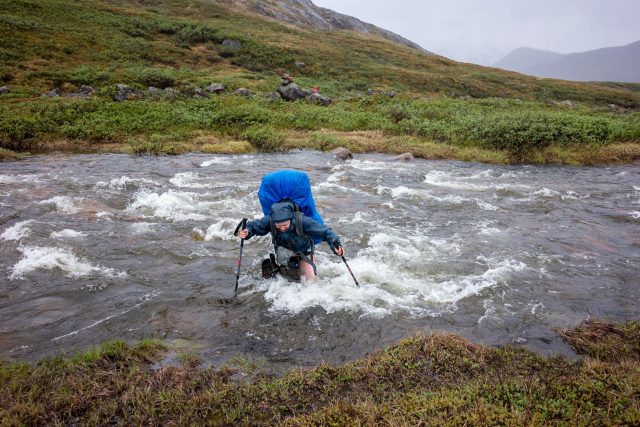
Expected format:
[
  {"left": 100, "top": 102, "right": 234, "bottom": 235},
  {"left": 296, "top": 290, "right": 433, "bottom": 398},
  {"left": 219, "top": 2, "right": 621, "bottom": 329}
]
[
  {"left": 212, "top": 0, "right": 431, "bottom": 53},
  {"left": 493, "top": 47, "right": 564, "bottom": 73},
  {"left": 493, "top": 41, "right": 640, "bottom": 83}
]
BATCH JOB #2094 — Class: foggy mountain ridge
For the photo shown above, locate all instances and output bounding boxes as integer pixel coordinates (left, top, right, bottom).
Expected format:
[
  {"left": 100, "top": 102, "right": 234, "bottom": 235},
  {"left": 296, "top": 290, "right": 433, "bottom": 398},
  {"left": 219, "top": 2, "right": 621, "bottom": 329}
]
[
  {"left": 494, "top": 41, "right": 640, "bottom": 83},
  {"left": 211, "top": 0, "right": 432, "bottom": 54}
]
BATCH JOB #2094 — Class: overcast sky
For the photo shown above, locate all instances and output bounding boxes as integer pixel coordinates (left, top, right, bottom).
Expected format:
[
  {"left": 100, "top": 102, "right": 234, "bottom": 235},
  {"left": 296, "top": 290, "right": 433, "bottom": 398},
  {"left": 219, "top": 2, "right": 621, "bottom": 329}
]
[{"left": 312, "top": 0, "right": 640, "bottom": 65}]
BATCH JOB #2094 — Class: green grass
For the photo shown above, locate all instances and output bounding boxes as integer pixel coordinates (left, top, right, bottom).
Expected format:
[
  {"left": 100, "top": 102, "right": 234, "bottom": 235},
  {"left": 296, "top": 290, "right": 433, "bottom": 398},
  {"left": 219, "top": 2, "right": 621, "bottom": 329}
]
[
  {"left": 1, "top": 320, "right": 639, "bottom": 425},
  {"left": 1, "top": 0, "right": 640, "bottom": 164},
  {"left": 1, "top": 95, "right": 639, "bottom": 163}
]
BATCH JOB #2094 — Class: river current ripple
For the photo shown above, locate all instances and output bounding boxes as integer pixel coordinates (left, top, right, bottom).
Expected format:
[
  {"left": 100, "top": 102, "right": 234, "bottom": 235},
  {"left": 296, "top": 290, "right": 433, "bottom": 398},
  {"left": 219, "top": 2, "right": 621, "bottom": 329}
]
[{"left": 1, "top": 152, "right": 639, "bottom": 365}]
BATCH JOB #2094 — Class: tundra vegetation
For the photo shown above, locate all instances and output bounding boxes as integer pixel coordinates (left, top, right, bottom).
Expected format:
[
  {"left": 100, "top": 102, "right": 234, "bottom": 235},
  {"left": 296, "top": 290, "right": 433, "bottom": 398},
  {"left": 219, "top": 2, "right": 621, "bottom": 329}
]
[
  {"left": 1, "top": 320, "right": 639, "bottom": 424},
  {"left": 0, "top": 0, "right": 639, "bottom": 163}
]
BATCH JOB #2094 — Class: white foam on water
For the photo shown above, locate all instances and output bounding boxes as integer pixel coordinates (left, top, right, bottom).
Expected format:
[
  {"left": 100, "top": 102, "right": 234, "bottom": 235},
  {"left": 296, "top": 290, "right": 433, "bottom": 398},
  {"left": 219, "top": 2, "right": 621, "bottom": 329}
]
[
  {"left": 10, "top": 245, "right": 126, "bottom": 280},
  {"left": 476, "top": 200, "right": 499, "bottom": 211},
  {"left": 51, "top": 229, "right": 87, "bottom": 239},
  {"left": 377, "top": 185, "right": 473, "bottom": 206},
  {"left": 529, "top": 302, "right": 545, "bottom": 315},
  {"left": 424, "top": 170, "right": 492, "bottom": 192},
  {"left": 631, "top": 211, "right": 640, "bottom": 220},
  {"left": 1, "top": 220, "right": 33, "bottom": 241},
  {"left": 254, "top": 226, "right": 524, "bottom": 317},
  {"left": 336, "top": 211, "right": 369, "bottom": 225},
  {"left": 95, "top": 176, "right": 159, "bottom": 191},
  {"left": 347, "top": 159, "right": 410, "bottom": 171},
  {"left": 128, "top": 190, "right": 216, "bottom": 221},
  {"left": 129, "top": 222, "right": 157, "bottom": 234},
  {"left": 170, "top": 172, "right": 217, "bottom": 189},
  {"left": 39, "top": 196, "right": 80, "bottom": 214},
  {"left": 477, "top": 220, "right": 501, "bottom": 236},
  {"left": 204, "top": 219, "right": 239, "bottom": 241},
  {"left": 200, "top": 156, "right": 232, "bottom": 167},
  {"left": 477, "top": 299, "right": 497, "bottom": 325},
  {"left": 0, "top": 174, "right": 42, "bottom": 185},
  {"left": 258, "top": 255, "right": 526, "bottom": 318},
  {"left": 315, "top": 181, "right": 371, "bottom": 196},
  {"left": 532, "top": 188, "right": 561, "bottom": 198},
  {"left": 634, "top": 186, "right": 640, "bottom": 192}
]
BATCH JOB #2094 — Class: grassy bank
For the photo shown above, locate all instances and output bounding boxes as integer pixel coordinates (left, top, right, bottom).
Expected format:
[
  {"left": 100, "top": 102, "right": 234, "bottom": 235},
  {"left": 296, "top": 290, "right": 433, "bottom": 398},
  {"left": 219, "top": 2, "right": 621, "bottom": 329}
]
[
  {"left": 2, "top": 95, "right": 639, "bottom": 164},
  {"left": 2, "top": 0, "right": 640, "bottom": 164},
  {"left": 1, "top": 320, "right": 639, "bottom": 425}
]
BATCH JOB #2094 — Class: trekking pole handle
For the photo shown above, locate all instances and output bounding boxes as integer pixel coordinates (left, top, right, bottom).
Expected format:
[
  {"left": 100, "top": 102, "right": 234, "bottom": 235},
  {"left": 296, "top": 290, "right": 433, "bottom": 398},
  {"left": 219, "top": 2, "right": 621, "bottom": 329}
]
[{"left": 234, "top": 218, "right": 248, "bottom": 237}]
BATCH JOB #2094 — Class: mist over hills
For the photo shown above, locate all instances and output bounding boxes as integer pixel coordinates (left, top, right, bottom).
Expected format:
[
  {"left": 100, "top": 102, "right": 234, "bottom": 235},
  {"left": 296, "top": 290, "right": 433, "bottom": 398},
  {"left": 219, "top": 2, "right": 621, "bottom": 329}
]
[{"left": 494, "top": 41, "right": 640, "bottom": 83}]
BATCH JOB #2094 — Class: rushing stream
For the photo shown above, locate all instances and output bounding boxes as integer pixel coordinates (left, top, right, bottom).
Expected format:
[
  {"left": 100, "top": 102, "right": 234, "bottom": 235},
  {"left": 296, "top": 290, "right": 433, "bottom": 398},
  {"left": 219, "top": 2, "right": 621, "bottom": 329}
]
[{"left": 1, "top": 152, "right": 639, "bottom": 367}]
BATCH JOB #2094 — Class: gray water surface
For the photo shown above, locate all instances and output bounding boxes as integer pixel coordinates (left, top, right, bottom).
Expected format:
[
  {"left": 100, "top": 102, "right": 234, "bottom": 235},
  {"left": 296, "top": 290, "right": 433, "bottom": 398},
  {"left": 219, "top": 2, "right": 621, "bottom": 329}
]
[{"left": 1, "top": 152, "right": 639, "bottom": 366}]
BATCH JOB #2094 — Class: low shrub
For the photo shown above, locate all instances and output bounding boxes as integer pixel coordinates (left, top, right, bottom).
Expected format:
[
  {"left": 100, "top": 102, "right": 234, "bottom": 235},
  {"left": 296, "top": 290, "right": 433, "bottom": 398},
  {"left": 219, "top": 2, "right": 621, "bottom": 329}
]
[{"left": 241, "top": 125, "right": 283, "bottom": 150}]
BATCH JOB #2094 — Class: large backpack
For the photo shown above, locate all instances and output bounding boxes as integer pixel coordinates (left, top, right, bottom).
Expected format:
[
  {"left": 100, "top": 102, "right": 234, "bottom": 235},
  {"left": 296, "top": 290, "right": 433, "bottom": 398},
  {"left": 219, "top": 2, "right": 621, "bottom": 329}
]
[{"left": 258, "top": 170, "right": 324, "bottom": 244}]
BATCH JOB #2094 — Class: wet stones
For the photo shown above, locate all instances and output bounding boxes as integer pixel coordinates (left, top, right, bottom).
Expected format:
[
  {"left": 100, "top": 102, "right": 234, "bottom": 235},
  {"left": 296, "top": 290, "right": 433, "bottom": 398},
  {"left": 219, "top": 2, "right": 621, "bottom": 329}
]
[
  {"left": 390, "top": 152, "right": 414, "bottom": 161},
  {"left": 0, "top": 86, "right": 10, "bottom": 94},
  {"left": 332, "top": 147, "right": 352, "bottom": 160}
]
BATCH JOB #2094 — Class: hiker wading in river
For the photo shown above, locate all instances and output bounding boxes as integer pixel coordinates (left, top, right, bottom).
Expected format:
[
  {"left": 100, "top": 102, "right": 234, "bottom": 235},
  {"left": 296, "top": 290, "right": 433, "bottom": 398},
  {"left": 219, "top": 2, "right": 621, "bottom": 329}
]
[{"left": 237, "top": 201, "right": 344, "bottom": 282}]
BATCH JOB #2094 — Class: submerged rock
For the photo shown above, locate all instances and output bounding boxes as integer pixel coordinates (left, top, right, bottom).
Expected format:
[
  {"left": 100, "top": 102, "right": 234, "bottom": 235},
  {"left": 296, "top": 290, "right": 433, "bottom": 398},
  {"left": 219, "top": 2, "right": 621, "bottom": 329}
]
[
  {"left": 332, "top": 147, "right": 352, "bottom": 160},
  {"left": 391, "top": 152, "right": 414, "bottom": 161}
]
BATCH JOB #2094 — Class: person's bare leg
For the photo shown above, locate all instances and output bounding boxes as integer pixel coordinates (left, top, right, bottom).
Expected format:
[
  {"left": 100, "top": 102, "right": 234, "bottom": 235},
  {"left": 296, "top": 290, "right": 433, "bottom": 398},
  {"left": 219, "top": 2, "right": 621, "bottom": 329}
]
[{"left": 300, "top": 256, "right": 316, "bottom": 282}]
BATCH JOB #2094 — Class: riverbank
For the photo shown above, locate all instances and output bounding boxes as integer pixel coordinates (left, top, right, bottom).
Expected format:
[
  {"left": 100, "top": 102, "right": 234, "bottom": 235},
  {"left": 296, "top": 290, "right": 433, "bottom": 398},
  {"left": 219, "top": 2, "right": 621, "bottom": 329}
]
[
  {"left": 2, "top": 95, "right": 640, "bottom": 165},
  {"left": 1, "top": 320, "right": 638, "bottom": 425}
]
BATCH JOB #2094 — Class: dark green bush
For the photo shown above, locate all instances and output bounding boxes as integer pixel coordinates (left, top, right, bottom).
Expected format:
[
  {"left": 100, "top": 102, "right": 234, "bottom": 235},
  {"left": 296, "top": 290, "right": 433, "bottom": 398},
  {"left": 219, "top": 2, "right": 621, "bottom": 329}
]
[
  {"left": 241, "top": 125, "right": 283, "bottom": 150},
  {"left": 127, "top": 67, "right": 175, "bottom": 89},
  {"left": 174, "top": 23, "right": 224, "bottom": 45}
]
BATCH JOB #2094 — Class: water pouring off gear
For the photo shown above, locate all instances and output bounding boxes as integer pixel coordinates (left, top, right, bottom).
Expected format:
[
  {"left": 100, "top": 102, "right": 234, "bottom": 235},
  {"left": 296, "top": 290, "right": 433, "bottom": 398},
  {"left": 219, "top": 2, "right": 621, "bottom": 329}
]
[{"left": 236, "top": 170, "right": 346, "bottom": 282}]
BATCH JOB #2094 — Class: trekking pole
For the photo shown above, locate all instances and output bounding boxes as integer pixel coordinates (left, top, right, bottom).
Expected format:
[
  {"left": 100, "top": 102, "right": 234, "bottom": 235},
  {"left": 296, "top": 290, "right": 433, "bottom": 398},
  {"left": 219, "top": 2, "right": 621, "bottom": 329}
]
[
  {"left": 233, "top": 218, "right": 248, "bottom": 298},
  {"left": 334, "top": 246, "right": 359, "bottom": 287},
  {"left": 341, "top": 256, "right": 360, "bottom": 287}
]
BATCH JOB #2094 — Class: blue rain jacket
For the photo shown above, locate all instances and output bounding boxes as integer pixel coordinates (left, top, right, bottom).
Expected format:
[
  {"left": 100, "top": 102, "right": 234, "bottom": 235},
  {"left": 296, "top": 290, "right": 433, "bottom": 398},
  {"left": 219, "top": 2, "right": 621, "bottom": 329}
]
[
  {"left": 245, "top": 202, "right": 340, "bottom": 254},
  {"left": 258, "top": 170, "right": 324, "bottom": 243}
]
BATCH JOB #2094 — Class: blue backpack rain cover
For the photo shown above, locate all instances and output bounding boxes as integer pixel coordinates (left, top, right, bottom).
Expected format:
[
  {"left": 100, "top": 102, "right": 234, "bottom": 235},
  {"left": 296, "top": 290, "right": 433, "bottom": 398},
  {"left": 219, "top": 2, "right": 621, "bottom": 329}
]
[{"left": 258, "top": 170, "right": 324, "bottom": 243}]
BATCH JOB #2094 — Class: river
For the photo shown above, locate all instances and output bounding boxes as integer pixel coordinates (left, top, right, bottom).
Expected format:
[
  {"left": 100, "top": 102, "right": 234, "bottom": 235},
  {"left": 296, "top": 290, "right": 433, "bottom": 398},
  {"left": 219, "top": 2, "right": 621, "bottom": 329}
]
[{"left": 1, "top": 152, "right": 639, "bottom": 367}]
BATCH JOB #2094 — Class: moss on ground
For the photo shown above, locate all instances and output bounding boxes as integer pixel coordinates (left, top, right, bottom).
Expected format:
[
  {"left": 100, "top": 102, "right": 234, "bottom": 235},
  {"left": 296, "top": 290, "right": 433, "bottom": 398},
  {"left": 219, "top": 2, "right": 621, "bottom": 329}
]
[{"left": 1, "top": 320, "right": 639, "bottom": 425}]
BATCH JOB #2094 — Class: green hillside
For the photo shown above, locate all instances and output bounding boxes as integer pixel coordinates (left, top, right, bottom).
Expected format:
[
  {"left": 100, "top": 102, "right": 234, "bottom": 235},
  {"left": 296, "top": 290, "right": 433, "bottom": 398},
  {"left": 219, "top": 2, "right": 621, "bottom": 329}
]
[{"left": 1, "top": 0, "right": 640, "bottom": 163}]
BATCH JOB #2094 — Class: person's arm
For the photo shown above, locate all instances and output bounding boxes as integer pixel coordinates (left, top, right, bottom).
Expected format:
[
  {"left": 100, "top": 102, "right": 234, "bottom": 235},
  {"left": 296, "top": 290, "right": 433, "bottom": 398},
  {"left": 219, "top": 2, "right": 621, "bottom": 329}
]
[
  {"left": 238, "top": 216, "right": 271, "bottom": 239},
  {"left": 303, "top": 217, "right": 344, "bottom": 256}
]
